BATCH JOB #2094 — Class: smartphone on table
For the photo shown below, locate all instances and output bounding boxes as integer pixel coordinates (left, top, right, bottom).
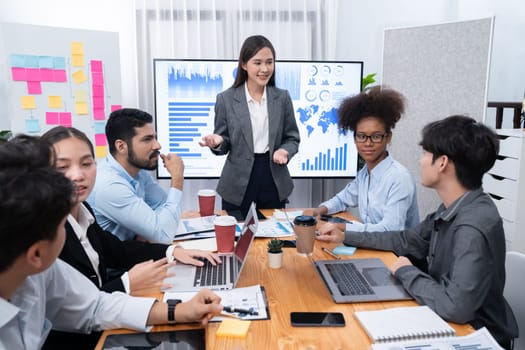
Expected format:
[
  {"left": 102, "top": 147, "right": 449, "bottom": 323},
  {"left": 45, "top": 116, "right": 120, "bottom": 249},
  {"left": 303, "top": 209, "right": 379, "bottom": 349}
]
[
  {"left": 320, "top": 214, "right": 352, "bottom": 224},
  {"left": 290, "top": 312, "right": 345, "bottom": 327}
]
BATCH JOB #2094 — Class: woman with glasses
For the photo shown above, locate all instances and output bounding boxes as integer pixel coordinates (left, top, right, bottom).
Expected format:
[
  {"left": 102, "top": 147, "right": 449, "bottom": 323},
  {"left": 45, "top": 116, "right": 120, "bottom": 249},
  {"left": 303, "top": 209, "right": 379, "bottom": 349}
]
[{"left": 307, "top": 86, "right": 419, "bottom": 232}]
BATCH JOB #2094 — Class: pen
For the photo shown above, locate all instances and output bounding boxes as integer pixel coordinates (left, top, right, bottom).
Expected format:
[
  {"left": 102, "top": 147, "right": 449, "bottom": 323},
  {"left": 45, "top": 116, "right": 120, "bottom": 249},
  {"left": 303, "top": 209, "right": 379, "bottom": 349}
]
[
  {"left": 322, "top": 247, "right": 341, "bottom": 260},
  {"left": 223, "top": 306, "right": 259, "bottom": 315},
  {"left": 276, "top": 221, "right": 290, "bottom": 233},
  {"left": 220, "top": 311, "right": 241, "bottom": 319}
]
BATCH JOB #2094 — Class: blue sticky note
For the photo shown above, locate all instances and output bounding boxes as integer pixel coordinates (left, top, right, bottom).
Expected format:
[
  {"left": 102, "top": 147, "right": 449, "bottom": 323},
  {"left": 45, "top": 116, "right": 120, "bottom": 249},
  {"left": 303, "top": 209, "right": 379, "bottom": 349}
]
[
  {"left": 53, "top": 57, "right": 66, "bottom": 69},
  {"left": 38, "top": 56, "right": 55, "bottom": 68},
  {"left": 332, "top": 245, "right": 356, "bottom": 256},
  {"left": 9, "top": 54, "right": 26, "bottom": 68},
  {"left": 93, "top": 121, "right": 106, "bottom": 134},
  {"left": 25, "top": 55, "right": 39, "bottom": 68},
  {"left": 25, "top": 119, "right": 40, "bottom": 133}
]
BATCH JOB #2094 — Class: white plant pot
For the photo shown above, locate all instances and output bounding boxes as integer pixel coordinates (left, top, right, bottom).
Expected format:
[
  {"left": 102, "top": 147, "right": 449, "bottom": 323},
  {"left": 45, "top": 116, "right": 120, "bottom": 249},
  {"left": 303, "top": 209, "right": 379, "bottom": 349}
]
[{"left": 268, "top": 252, "right": 283, "bottom": 269}]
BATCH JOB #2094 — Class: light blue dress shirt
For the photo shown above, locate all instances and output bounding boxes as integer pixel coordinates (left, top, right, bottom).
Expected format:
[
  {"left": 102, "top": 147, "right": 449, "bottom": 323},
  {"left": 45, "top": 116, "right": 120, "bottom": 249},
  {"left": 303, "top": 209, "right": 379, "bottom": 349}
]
[
  {"left": 0, "top": 260, "right": 156, "bottom": 350},
  {"left": 87, "top": 153, "right": 183, "bottom": 244},
  {"left": 320, "top": 154, "right": 419, "bottom": 232}
]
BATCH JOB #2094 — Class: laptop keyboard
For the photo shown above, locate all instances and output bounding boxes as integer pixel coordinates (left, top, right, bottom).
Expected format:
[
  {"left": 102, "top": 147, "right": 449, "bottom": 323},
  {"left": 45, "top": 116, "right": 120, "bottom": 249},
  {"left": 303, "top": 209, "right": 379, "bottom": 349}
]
[
  {"left": 326, "top": 262, "right": 375, "bottom": 296},
  {"left": 193, "top": 256, "right": 232, "bottom": 287}
]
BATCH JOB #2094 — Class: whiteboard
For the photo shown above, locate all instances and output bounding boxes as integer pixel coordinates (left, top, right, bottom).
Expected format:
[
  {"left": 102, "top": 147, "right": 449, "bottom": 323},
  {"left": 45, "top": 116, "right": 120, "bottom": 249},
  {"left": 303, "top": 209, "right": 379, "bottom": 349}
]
[
  {"left": 0, "top": 23, "right": 122, "bottom": 158},
  {"left": 382, "top": 17, "right": 494, "bottom": 217}
]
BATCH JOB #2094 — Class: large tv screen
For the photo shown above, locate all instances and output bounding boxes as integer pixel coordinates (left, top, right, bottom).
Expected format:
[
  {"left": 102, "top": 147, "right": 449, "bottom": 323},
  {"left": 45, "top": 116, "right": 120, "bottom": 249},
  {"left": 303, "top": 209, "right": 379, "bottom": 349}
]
[{"left": 153, "top": 59, "right": 362, "bottom": 178}]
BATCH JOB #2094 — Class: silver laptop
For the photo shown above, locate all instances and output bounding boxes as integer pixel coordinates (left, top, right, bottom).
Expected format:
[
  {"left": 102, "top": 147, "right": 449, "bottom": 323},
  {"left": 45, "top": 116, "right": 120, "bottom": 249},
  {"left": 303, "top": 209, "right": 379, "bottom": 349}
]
[
  {"left": 314, "top": 258, "right": 412, "bottom": 303},
  {"left": 163, "top": 202, "right": 258, "bottom": 292}
]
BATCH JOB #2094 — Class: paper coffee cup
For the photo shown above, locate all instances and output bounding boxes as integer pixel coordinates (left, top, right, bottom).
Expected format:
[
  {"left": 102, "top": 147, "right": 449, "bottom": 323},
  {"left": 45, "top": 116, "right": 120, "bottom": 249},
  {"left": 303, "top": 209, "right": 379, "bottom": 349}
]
[
  {"left": 214, "top": 215, "right": 236, "bottom": 253},
  {"left": 198, "top": 189, "right": 216, "bottom": 216},
  {"left": 293, "top": 215, "right": 317, "bottom": 255}
]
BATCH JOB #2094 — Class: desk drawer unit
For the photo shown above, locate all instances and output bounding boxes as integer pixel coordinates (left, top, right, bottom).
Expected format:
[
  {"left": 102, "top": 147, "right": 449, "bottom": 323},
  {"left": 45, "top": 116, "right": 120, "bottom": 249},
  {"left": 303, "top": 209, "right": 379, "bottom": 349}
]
[{"left": 483, "top": 128, "right": 525, "bottom": 253}]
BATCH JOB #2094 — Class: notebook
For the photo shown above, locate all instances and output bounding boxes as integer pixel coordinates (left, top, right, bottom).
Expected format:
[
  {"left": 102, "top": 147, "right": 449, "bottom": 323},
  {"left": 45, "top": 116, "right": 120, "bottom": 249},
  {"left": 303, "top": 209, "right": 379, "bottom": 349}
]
[
  {"left": 314, "top": 258, "right": 412, "bottom": 303},
  {"left": 370, "top": 327, "right": 503, "bottom": 350},
  {"left": 354, "top": 305, "right": 456, "bottom": 343},
  {"left": 163, "top": 202, "right": 258, "bottom": 292}
]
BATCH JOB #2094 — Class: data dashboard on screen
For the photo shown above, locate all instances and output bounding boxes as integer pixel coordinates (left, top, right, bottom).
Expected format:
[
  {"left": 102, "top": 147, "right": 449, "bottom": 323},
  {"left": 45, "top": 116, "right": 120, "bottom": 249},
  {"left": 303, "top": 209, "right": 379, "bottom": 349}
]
[{"left": 154, "top": 59, "right": 362, "bottom": 178}]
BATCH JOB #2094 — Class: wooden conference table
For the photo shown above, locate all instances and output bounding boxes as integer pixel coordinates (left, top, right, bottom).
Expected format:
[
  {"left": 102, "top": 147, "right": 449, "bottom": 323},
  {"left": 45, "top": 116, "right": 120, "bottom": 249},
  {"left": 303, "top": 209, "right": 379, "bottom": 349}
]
[{"left": 96, "top": 209, "right": 472, "bottom": 349}]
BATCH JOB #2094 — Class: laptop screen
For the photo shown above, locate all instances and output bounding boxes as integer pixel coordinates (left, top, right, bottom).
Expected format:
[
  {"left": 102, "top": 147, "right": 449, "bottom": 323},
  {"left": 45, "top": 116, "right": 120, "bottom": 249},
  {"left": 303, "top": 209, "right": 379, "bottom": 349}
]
[
  {"left": 234, "top": 224, "right": 254, "bottom": 261},
  {"left": 234, "top": 202, "right": 258, "bottom": 261}
]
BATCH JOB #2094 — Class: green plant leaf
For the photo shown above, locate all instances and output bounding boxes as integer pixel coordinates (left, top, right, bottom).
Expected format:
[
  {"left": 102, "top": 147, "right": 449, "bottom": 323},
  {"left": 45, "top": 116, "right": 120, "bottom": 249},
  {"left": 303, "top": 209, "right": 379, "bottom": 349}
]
[
  {"left": 362, "top": 73, "right": 377, "bottom": 91},
  {"left": 0, "top": 130, "right": 12, "bottom": 144}
]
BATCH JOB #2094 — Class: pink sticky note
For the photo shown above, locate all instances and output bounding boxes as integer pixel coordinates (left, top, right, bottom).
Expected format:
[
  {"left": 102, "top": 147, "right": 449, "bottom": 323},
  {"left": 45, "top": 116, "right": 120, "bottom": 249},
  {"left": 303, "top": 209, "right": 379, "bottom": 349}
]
[
  {"left": 26, "top": 68, "right": 41, "bottom": 82},
  {"left": 94, "top": 133, "right": 107, "bottom": 146},
  {"left": 27, "top": 81, "right": 42, "bottom": 94},
  {"left": 12, "top": 67, "right": 27, "bottom": 81},
  {"left": 40, "top": 69, "right": 54, "bottom": 82},
  {"left": 59, "top": 112, "right": 72, "bottom": 127},
  {"left": 54, "top": 70, "right": 67, "bottom": 82},
  {"left": 92, "top": 85, "right": 104, "bottom": 97},
  {"left": 92, "top": 97, "right": 105, "bottom": 109},
  {"left": 111, "top": 104, "right": 122, "bottom": 112},
  {"left": 91, "top": 72, "right": 104, "bottom": 85},
  {"left": 91, "top": 60, "right": 103, "bottom": 73},
  {"left": 93, "top": 108, "right": 106, "bottom": 120},
  {"left": 46, "top": 112, "right": 59, "bottom": 124}
]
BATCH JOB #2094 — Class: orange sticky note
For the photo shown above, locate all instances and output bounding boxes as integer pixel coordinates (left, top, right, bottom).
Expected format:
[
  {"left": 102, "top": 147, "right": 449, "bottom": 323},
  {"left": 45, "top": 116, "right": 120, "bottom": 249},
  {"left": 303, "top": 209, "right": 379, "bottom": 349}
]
[
  {"left": 72, "top": 54, "right": 85, "bottom": 67},
  {"left": 95, "top": 145, "right": 107, "bottom": 158},
  {"left": 216, "top": 319, "right": 251, "bottom": 338},
  {"left": 72, "top": 70, "right": 87, "bottom": 84},
  {"left": 48, "top": 95, "right": 62, "bottom": 109},
  {"left": 75, "top": 101, "right": 88, "bottom": 115},
  {"left": 71, "top": 42, "right": 84, "bottom": 55},
  {"left": 74, "top": 90, "right": 88, "bottom": 102},
  {"left": 21, "top": 95, "right": 36, "bottom": 109}
]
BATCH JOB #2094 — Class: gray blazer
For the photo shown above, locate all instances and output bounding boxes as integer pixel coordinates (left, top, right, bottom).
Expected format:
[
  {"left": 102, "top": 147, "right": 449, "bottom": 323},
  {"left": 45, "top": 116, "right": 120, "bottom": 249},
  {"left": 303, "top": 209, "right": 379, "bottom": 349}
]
[{"left": 211, "top": 85, "right": 300, "bottom": 205}]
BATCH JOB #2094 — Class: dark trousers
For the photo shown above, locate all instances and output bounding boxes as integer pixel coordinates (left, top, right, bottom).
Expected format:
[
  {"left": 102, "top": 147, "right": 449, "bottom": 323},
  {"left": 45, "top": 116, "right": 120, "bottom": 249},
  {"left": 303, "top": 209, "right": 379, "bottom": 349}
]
[{"left": 222, "top": 152, "right": 286, "bottom": 216}]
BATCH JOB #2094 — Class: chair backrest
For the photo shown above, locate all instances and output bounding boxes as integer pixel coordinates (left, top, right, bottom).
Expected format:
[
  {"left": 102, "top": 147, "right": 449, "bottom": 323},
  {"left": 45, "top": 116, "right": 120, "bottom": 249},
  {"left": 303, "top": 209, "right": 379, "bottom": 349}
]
[{"left": 505, "top": 251, "right": 525, "bottom": 350}]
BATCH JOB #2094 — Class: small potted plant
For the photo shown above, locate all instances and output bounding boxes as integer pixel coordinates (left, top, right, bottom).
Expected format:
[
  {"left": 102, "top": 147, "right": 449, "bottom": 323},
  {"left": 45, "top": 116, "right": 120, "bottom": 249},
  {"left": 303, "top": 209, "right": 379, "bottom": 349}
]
[{"left": 267, "top": 238, "right": 284, "bottom": 269}]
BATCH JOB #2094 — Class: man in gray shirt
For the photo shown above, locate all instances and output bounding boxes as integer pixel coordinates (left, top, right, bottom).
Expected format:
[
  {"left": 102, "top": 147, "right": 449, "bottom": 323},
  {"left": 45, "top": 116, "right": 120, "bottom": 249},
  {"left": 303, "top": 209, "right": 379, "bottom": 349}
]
[{"left": 318, "top": 115, "right": 518, "bottom": 349}]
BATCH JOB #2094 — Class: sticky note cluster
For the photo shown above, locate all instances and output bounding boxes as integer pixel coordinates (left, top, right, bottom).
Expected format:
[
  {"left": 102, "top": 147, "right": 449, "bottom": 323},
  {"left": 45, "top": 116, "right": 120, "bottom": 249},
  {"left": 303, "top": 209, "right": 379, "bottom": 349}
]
[{"left": 216, "top": 319, "right": 251, "bottom": 338}]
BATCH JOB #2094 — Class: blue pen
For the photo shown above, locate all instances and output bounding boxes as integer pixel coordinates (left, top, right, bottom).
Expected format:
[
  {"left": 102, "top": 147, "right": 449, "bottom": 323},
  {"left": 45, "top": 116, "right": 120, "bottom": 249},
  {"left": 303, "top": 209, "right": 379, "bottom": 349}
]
[{"left": 276, "top": 221, "right": 290, "bottom": 233}]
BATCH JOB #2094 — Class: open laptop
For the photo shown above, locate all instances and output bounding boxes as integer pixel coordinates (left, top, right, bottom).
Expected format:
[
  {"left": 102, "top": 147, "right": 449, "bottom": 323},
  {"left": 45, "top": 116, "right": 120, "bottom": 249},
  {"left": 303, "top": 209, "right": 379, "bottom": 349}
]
[
  {"left": 163, "top": 202, "right": 258, "bottom": 292},
  {"left": 314, "top": 258, "right": 412, "bottom": 303}
]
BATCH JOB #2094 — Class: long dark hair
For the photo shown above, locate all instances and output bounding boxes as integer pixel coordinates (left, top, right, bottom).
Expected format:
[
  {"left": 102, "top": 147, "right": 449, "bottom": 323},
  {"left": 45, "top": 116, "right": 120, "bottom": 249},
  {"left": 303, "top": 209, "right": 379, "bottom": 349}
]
[{"left": 232, "top": 35, "right": 276, "bottom": 88}]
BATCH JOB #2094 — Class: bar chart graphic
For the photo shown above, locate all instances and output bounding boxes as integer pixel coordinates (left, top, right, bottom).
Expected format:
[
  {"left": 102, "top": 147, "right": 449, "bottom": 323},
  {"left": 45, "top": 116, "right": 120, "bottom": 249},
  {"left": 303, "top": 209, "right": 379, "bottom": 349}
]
[
  {"left": 301, "top": 144, "right": 348, "bottom": 171},
  {"left": 167, "top": 101, "right": 214, "bottom": 157}
]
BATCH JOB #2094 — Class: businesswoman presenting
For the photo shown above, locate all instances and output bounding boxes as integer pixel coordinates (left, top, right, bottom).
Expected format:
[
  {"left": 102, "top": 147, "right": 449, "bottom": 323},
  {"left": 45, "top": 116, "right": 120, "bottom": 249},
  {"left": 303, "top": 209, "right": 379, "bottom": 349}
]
[{"left": 200, "top": 35, "right": 300, "bottom": 215}]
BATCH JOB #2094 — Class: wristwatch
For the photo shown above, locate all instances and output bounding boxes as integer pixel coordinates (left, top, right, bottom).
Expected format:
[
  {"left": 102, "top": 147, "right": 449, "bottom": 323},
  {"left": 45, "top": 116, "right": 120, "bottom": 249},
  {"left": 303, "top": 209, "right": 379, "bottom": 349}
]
[{"left": 167, "top": 299, "right": 182, "bottom": 323}]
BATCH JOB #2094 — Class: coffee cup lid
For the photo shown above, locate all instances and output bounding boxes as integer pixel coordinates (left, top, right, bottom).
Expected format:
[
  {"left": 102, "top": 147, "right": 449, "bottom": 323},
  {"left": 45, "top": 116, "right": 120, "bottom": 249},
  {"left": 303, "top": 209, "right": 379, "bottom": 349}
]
[
  {"left": 214, "top": 215, "right": 237, "bottom": 226},
  {"left": 293, "top": 215, "right": 317, "bottom": 226}
]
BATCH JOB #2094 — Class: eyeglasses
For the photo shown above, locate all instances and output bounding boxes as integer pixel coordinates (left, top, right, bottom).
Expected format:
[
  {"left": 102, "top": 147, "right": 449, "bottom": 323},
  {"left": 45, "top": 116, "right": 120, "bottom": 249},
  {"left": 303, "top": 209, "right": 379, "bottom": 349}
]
[{"left": 354, "top": 133, "right": 388, "bottom": 143}]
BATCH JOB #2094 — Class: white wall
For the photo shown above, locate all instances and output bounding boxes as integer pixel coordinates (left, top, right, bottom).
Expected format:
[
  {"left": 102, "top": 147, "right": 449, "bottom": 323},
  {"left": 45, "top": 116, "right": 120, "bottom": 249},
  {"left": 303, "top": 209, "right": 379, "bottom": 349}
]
[{"left": 336, "top": 0, "right": 525, "bottom": 127}]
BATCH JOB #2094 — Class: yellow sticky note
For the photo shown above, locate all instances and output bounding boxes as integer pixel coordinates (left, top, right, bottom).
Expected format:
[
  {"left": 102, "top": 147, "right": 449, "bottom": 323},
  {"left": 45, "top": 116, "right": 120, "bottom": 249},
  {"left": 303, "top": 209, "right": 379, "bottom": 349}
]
[
  {"left": 72, "top": 70, "right": 87, "bottom": 84},
  {"left": 21, "top": 95, "right": 36, "bottom": 109},
  {"left": 95, "top": 145, "right": 107, "bottom": 158},
  {"left": 71, "top": 42, "right": 84, "bottom": 55},
  {"left": 72, "top": 54, "right": 85, "bottom": 67},
  {"left": 48, "top": 96, "right": 62, "bottom": 109},
  {"left": 74, "top": 90, "right": 88, "bottom": 102},
  {"left": 75, "top": 101, "right": 88, "bottom": 115},
  {"left": 216, "top": 319, "right": 251, "bottom": 338}
]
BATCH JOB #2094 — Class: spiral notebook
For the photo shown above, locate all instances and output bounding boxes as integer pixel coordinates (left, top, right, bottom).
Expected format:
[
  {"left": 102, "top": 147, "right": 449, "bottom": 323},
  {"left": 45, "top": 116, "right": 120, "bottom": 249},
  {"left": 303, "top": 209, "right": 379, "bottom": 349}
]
[{"left": 354, "top": 305, "right": 456, "bottom": 343}]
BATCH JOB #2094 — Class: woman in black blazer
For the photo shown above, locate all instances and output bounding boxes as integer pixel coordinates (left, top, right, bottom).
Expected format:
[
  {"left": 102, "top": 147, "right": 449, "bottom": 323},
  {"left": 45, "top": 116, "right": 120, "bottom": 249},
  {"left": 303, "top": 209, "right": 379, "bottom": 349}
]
[
  {"left": 41, "top": 126, "right": 220, "bottom": 349},
  {"left": 200, "top": 35, "right": 300, "bottom": 216}
]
